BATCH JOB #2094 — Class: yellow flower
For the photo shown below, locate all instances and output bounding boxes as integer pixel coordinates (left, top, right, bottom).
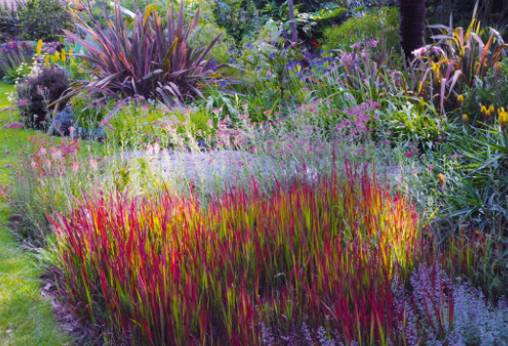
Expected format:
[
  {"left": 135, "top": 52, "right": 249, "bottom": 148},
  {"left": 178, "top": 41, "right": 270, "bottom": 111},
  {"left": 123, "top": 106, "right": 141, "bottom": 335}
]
[
  {"left": 498, "top": 107, "right": 508, "bottom": 128},
  {"left": 437, "top": 173, "right": 446, "bottom": 189},
  {"left": 462, "top": 113, "right": 469, "bottom": 123},
  {"left": 488, "top": 104, "right": 495, "bottom": 117},
  {"left": 457, "top": 94, "right": 465, "bottom": 104},
  {"left": 431, "top": 62, "right": 441, "bottom": 79},
  {"left": 61, "top": 49, "right": 66, "bottom": 62},
  {"left": 480, "top": 104, "right": 495, "bottom": 117},
  {"left": 36, "top": 39, "right": 43, "bottom": 56}
]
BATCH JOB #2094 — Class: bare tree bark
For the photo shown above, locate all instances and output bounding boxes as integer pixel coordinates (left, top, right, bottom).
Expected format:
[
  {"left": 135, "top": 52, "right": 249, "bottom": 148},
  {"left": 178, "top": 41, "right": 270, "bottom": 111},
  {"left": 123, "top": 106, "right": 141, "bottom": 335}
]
[
  {"left": 400, "top": 0, "right": 426, "bottom": 60},
  {"left": 288, "top": 0, "right": 297, "bottom": 45}
]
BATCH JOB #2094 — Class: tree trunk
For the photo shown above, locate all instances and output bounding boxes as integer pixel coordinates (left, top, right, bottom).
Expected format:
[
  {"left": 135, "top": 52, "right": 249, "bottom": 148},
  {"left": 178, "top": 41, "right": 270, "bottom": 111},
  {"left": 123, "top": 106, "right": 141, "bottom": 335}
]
[
  {"left": 288, "top": 0, "right": 297, "bottom": 45},
  {"left": 491, "top": 0, "right": 505, "bottom": 13},
  {"left": 400, "top": 0, "right": 426, "bottom": 60}
]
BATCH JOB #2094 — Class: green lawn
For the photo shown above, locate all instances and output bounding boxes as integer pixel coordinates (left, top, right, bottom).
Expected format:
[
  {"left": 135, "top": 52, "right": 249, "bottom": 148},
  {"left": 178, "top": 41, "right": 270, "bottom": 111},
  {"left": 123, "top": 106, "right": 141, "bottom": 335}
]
[{"left": 0, "top": 82, "right": 69, "bottom": 345}]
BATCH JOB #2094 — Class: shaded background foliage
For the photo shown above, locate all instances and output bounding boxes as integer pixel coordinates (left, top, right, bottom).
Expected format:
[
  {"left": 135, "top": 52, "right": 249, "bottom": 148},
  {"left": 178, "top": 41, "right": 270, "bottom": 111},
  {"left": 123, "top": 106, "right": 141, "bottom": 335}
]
[{"left": 427, "top": 0, "right": 508, "bottom": 32}]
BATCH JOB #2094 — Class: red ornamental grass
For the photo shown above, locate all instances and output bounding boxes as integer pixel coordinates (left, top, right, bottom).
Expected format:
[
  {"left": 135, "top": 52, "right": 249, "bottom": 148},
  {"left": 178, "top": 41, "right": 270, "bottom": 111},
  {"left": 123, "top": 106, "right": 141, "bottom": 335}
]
[{"left": 51, "top": 165, "right": 422, "bottom": 345}]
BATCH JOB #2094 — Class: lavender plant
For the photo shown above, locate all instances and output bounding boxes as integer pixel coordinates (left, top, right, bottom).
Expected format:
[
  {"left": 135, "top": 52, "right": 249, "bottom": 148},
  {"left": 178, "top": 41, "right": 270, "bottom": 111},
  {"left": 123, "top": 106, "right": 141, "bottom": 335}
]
[
  {"left": 399, "top": 265, "right": 508, "bottom": 345},
  {"left": 453, "top": 284, "right": 508, "bottom": 345}
]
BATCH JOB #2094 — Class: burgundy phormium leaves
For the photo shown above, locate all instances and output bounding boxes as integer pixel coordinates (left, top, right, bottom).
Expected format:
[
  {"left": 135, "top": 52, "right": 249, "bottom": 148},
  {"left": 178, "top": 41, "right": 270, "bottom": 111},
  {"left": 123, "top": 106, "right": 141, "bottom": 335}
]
[
  {"left": 66, "top": 3, "right": 221, "bottom": 103},
  {"left": 51, "top": 165, "right": 424, "bottom": 345}
]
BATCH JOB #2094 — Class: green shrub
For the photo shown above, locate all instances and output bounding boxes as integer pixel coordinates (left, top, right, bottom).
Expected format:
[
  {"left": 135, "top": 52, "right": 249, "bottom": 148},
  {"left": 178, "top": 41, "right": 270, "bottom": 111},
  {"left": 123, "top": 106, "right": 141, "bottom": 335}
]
[
  {"left": 106, "top": 102, "right": 214, "bottom": 149},
  {"left": 256, "top": 0, "right": 331, "bottom": 13},
  {"left": 225, "top": 21, "right": 308, "bottom": 121},
  {"left": 18, "top": 0, "right": 73, "bottom": 41},
  {"left": 379, "top": 98, "right": 444, "bottom": 149},
  {"left": 309, "top": 5, "right": 347, "bottom": 22},
  {"left": 244, "top": 45, "right": 308, "bottom": 121},
  {"left": 70, "top": 91, "right": 109, "bottom": 130},
  {"left": 321, "top": 7, "right": 400, "bottom": 52},
  {"left": 296, "top": 4, "right": 348, "bottom": 43},
  {"left": 213, "top": 0, "right": 259, "bottom": 43},
  {"left": 190, "top": 22, "right": 234, "bottom": 65}
]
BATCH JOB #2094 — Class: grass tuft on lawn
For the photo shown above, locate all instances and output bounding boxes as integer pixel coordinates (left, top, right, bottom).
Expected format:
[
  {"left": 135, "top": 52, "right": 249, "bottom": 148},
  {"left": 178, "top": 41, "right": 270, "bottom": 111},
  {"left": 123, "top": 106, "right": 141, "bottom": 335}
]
[{"left": 0, "top": 82, "right": 68, "bottom": 345}]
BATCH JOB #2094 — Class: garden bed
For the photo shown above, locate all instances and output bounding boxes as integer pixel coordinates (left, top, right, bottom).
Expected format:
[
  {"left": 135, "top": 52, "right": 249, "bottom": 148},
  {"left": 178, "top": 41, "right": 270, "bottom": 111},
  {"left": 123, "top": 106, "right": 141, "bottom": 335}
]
[{"left": 1, "top": 0, "right": 508, "bottom": 345}]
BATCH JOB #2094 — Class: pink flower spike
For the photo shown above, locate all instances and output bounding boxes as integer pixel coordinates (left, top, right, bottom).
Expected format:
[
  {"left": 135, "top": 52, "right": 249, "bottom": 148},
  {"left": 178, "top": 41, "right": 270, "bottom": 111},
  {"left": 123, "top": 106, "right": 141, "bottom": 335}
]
[
  {"left": 89, "top": 159, "right": 98, "bottom": 171},
  {"left": 17, "top": 98, "right": 29, "bottom": 107},
  {"left": 71, "top": 162, "right": 80, "bottom": 173}
]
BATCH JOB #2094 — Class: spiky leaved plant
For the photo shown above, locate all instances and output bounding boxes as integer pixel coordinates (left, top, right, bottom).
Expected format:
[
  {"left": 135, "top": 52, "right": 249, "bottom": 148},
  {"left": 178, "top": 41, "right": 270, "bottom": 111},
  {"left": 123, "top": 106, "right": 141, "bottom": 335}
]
[
  {"left": 400, "top": 0, "right": 426, "bottom": 59},
  {"left": 66, "top": 2, "right": 221, "bottom": 104}
]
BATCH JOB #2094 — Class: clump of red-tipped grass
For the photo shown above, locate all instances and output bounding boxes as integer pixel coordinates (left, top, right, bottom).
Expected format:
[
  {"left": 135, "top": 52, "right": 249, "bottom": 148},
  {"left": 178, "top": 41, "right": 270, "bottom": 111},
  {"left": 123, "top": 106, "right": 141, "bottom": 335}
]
[{"left": 51, "top": 164, "right": 424, "bottom": 345}]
